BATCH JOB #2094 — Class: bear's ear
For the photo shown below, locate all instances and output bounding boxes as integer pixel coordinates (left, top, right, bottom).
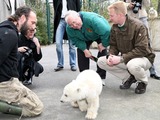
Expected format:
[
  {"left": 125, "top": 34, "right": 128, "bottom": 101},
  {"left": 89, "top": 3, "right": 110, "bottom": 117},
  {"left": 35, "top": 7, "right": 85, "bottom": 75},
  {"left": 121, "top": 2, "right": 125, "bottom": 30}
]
[{"left": 77, "top": 88, "right": 81, "bottom": 93}]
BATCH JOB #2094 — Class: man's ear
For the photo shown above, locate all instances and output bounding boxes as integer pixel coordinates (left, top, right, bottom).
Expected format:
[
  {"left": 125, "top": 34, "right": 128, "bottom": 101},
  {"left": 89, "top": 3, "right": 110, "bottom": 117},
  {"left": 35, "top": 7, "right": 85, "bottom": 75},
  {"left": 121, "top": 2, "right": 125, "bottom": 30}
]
[{"left": 20, "top": 15, "right": 26, "bottom": 23}]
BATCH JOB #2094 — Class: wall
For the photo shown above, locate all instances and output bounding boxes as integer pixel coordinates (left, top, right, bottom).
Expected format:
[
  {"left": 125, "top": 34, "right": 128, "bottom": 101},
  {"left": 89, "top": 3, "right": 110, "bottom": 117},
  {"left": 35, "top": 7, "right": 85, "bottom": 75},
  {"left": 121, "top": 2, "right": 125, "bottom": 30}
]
[{"left": 149, "top": 18, "right": 160, "bottom": 51}]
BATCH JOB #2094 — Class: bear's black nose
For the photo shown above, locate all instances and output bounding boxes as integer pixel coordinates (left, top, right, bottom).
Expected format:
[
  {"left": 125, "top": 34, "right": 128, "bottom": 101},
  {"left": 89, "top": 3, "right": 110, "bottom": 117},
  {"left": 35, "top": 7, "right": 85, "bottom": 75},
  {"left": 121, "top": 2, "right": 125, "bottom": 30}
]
[{"left": 60, "top": 100, "right": 64, "bottom": 103}]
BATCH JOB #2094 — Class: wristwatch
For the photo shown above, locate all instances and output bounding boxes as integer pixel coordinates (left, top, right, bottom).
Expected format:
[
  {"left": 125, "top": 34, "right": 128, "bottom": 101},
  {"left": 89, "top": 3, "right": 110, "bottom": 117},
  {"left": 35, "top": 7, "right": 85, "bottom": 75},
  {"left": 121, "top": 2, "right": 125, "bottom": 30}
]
[{"left": 120, "top": 56, "right": 124, "bottom": 63}]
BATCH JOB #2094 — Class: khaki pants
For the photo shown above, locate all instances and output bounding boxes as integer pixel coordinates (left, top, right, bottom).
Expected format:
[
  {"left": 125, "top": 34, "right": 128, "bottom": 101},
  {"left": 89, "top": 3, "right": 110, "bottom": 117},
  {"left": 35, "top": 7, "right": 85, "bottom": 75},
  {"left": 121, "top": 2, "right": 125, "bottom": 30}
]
[
  {"left": 0, "top": 78, "right": 43, "bottom": 117},
  {"left": 97, "top": 56, "right": 152, "bottom": 84}
]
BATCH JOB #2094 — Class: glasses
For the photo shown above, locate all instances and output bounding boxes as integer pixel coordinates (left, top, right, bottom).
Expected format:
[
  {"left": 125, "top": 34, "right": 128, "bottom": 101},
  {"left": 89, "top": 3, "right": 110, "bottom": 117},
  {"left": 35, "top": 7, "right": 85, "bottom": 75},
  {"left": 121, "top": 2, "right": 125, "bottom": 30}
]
[{"left": 69, "top": 21, "right": 77, "bottom": 28}]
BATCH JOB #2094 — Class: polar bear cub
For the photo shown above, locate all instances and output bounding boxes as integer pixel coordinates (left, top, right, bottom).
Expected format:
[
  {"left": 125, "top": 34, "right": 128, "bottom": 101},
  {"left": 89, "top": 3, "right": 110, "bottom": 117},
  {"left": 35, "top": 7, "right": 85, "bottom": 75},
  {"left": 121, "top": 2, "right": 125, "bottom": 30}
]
[{"left": 60, "top": 69, "right": 102, "bottom": 119}]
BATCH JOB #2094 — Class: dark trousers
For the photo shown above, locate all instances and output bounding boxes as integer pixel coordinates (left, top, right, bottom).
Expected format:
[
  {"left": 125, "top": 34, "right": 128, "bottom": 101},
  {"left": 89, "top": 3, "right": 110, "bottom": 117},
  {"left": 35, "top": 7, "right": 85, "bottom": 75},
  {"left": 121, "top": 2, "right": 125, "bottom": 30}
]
[
  {"left": 77, "top": 41, "right": 107, "bottom": 79},
  {"left": 17, "top": 52, "right": 43, "bottom": 82}
]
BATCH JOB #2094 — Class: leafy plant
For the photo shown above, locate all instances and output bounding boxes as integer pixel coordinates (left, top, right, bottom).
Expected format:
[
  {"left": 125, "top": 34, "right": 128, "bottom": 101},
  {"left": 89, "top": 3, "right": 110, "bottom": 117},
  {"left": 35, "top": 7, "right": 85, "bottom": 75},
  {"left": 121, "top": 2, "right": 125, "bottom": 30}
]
[{"left": 25, "top": 0, "right": 53, "bottom": 45}]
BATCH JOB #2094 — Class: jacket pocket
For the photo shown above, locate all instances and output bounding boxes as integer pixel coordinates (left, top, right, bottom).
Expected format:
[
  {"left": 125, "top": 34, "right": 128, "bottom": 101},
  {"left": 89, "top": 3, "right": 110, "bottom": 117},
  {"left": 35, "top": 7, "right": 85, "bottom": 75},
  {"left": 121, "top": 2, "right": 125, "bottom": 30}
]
[{"left": 117, "top": 33, "right": 134, "bottom": 53}]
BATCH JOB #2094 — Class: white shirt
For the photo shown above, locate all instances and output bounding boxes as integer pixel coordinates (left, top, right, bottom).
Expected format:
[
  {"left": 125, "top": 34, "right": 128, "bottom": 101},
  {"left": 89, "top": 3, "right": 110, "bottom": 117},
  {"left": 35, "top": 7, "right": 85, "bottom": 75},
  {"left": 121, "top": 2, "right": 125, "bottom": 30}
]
[{"left": 61, "top": 0, "right": 68, "bottom": 18}]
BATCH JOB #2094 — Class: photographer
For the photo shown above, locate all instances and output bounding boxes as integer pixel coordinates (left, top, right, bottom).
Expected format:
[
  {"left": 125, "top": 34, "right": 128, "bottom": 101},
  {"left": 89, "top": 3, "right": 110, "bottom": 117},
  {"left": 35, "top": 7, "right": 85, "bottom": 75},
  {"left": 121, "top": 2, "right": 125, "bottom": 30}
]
[
  {"left": 124, "top": 0, "right": 160, "bottom": 80},
  {"left": 124, "top": 0, "right": 149, "bottom": 18},
  {"left": 18, "top": 27, "right": 43, "bottom": 85}
]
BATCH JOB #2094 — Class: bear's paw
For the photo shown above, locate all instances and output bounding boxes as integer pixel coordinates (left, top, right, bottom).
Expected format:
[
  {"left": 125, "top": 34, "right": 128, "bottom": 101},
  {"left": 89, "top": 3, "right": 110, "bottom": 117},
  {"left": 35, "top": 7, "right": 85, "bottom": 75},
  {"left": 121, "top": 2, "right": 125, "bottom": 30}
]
[{"left": 85, "top": 111, "right": 97, "bottom": 119}]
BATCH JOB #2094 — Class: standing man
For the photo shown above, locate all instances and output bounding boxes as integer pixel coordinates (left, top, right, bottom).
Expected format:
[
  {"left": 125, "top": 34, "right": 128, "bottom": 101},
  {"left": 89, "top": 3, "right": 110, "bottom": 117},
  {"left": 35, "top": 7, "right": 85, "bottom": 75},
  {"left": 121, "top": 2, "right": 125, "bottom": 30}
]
[
  {"left": 53, "top": 0, "right": 81, "bottom": 72},
  {"left": 124, "top": 0, "right": 160, "bottom": 80},
  {"left": 65, "top": 10, "right": 111, "bottom": 85},
  {"left": 97, "top": 1, "right": 155, "bottom": 94},
  {"left": 0, "top": 6, "right": 43, "bottom": 117}
]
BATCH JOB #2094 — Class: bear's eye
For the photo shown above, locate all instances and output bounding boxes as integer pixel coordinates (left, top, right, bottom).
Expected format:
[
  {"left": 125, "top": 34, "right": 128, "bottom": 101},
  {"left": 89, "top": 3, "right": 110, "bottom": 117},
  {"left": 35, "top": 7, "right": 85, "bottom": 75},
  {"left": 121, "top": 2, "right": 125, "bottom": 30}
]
[{"left": 65, "top": 94, "right": 68, "bottom": 97}]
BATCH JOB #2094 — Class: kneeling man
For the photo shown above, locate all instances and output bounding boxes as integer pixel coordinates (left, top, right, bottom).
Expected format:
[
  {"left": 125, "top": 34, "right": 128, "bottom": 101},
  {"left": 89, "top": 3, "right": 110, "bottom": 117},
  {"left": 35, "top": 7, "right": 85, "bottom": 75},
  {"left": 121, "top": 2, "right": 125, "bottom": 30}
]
[{"left": 97, "top": 1, "right": 155, "bottom": 94}]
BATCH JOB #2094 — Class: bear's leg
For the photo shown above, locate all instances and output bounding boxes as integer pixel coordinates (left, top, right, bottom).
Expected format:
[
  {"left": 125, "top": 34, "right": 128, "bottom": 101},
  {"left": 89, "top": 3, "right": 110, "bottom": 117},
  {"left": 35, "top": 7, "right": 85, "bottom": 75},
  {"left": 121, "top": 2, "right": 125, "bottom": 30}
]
[
  {"left": 85, "top": 96, "right": 99, "bottom": 119},
  {"left": 71, "top": 101, "right": 79, "bottom": 108},
  {"left": 77, "top": 100, "right": 88, "bottom": 112}
]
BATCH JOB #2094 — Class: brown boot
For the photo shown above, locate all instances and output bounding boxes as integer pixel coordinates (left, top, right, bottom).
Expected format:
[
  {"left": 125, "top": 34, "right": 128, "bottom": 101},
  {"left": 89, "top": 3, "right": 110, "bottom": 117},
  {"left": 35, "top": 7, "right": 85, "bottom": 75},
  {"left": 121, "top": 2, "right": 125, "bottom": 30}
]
[
  {"left": 135, "top": 82, "right": 147, "bottom": 94},
  {"left": 120, "top": 75, "right": 137, "bottom": 89}
]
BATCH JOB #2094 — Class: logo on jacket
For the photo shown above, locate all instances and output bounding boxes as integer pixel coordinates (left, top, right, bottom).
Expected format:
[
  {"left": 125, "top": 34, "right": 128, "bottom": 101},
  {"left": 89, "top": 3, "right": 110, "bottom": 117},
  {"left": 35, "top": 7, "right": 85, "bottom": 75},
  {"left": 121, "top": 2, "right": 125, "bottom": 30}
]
[{"left": 86, "top": 28, "right": 93, "bottom": 33}]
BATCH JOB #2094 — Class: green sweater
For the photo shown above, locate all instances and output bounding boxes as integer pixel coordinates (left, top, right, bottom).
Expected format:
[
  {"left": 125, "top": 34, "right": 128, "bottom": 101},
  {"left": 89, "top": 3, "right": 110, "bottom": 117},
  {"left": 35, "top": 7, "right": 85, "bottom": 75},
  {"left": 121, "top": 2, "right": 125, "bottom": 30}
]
[{"left": 66, "top": 11, "right": 111, "bottom": 51}]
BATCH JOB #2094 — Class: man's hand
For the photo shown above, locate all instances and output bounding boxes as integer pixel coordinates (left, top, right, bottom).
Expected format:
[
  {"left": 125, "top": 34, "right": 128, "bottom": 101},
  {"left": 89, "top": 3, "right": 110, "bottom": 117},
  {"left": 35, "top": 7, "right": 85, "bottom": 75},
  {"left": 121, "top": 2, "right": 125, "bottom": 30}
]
[
  {"left": 18, "top": 46, "right": 28, "bottom": 53},
  {"left": 32, "top": 37, "right": 41, "bottom": 54},
  {"left": 107, "top": 54, "right": 121, "bottom": 66},
  {"left": 128, "top": 2, "right": 135, "bottom": 9},
  {"left": 83, "top": 49, "right": 92, "bottom": 58},
  {"left": 98, "top": 43, "right": 105, "bottom": 52}
]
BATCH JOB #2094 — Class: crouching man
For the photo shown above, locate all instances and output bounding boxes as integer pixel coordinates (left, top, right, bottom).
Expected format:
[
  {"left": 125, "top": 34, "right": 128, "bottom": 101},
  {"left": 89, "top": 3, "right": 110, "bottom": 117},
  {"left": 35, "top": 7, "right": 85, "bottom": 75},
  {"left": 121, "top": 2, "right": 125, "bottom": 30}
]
[
  {"left": 18, "top": 26, "right": 44, "bottom": 85},
  {"left": 97, "top": 1, "right": 155, "bottom": 94},
  {"left": 0, "top": 6, "right": 43, "bottom": 117}
]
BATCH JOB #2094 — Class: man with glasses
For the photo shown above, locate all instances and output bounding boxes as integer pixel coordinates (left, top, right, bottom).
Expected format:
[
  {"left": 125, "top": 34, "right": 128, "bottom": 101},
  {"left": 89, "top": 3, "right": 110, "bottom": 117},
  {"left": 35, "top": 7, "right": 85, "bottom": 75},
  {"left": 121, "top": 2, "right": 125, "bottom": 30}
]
[{"left": 65, "top": 10, "right": 111, "bottom": 86}]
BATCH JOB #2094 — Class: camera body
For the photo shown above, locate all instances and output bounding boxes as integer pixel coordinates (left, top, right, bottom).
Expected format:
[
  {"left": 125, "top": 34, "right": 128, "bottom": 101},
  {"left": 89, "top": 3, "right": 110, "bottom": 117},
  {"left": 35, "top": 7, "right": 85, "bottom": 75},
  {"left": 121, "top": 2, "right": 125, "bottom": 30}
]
[
  {"left": 24, "top": 48, "right": 32, "bottom": 57},
  {"left": 131, "top": 0, "right": 142, "bottom": 14}
]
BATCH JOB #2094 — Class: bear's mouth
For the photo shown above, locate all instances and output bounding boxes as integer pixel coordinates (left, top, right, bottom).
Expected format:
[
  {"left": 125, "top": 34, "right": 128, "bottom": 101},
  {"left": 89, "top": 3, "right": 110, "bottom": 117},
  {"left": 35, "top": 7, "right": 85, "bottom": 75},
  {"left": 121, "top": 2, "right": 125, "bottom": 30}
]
[{"left": 79, "top": 98, "right": 88, "bottom": 104}]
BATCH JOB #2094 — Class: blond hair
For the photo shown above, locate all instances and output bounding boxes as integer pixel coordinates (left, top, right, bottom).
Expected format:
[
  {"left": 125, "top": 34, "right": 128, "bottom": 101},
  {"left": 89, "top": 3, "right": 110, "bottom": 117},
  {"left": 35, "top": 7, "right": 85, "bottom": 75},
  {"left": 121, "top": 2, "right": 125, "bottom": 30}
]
[{"left": 108, "top": 1, "right": 127, "bottom": 15}]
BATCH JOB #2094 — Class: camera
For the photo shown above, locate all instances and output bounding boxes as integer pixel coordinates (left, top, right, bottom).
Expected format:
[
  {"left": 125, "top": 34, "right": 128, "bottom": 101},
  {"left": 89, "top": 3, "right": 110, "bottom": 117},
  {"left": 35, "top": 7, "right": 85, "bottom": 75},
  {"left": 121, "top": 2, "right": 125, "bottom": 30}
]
[
  {"left": 132, "top": 0, "right": 142, "bottom": 14},
  {"left": 24, "top": 48, "right": 32, "bottom": 57}
]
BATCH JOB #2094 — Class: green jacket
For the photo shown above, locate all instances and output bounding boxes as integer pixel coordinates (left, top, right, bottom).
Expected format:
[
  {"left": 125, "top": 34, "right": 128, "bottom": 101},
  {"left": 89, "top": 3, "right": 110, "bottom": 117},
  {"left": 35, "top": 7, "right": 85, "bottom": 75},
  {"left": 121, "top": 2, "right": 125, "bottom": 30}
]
[
  {"left": 66, "top": 11, "right": 111, "bottom": 51},
  {"left": 109, "top": 15, "right": 155, "bottom": 64}
]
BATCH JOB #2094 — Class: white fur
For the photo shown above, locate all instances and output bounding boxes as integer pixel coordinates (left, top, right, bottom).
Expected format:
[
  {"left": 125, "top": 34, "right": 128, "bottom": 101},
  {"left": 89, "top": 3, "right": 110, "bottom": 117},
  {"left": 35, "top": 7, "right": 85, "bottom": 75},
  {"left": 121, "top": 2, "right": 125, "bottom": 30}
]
[
  {"left": 60, "top": 70, "right": 102, "bottom": 119},
  {"left": 148, "top": 7, "right": 158, "bottom": 19}
]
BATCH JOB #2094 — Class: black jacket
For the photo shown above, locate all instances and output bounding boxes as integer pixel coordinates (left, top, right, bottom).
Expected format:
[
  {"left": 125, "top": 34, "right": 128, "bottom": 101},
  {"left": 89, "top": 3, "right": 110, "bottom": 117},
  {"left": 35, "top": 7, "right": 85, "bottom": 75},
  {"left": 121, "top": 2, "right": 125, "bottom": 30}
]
[
  {"left": 53, "top": 0, "right": 81, "bottom": 43},
  {"left": 18, "top": 34, "right": 42, "bottom": 62},
  {"left": 18, "top": 35, "right": 43, "bottom": 80},
  {"left": 0, "top": 20, "right": 19, "bottom": 82}
]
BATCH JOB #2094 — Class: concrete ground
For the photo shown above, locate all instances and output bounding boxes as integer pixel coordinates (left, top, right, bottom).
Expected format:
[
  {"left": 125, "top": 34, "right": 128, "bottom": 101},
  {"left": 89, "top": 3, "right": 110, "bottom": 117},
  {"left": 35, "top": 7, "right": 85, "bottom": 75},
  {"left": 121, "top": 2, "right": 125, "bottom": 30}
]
[{"left": 1, "top": 44, "right": 160, "bottom": 120}]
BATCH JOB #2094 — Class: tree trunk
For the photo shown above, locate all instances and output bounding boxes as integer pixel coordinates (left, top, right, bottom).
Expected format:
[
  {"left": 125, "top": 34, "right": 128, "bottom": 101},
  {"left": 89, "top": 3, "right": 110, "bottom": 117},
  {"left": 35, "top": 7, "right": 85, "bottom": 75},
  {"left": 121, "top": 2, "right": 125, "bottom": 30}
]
[{"left": 158, "top": 0, "right": 160, "bottom": 15}]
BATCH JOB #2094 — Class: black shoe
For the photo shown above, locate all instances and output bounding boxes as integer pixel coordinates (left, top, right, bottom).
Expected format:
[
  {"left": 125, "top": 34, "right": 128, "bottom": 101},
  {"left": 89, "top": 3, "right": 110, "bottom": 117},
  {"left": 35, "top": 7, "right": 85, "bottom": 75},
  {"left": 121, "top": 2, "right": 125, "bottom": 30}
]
[
  {"left": 71, "top": 66, "right": 77, "bottom": 71},
  {"left": 54, "top": 67, "right": 63, "bottom": 72},
  {"left": 135, "top": 82, "right": 147, "bottom": 94},
  {"left": 120, "top": 75, "right": 137, "bottom": 89},
  {"left": 150, "top": 74, "right": 160, "bottom": 80}
]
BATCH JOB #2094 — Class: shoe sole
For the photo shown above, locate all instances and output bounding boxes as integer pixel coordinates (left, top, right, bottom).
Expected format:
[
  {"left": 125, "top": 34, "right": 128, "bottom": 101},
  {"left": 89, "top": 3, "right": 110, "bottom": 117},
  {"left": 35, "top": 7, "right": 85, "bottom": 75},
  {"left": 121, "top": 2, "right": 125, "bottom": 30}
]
[
  {"left": 135, "top": 90, "right": 146, "bottom": 94},
  {"left": 54, "top": 68, "right": 63, "bottom": 72},
  {"left": 71, "top": 69, "right": 77, "bottom": 71}
]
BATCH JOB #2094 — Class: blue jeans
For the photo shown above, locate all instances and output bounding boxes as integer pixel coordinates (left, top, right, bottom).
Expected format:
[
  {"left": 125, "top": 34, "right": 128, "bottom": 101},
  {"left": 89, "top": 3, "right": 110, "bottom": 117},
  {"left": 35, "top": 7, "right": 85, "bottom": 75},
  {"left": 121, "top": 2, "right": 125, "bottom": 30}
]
[{"left": 55, "top": 19, "right": 76, "bottom": 68}]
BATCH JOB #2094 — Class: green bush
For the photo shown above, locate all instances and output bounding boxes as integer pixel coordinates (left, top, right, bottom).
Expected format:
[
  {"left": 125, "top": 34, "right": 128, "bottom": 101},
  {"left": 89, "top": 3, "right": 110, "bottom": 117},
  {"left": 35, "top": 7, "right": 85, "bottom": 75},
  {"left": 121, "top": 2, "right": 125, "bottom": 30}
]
[{"left": 25, "top": 0, "right": 53, "bottom": 45}]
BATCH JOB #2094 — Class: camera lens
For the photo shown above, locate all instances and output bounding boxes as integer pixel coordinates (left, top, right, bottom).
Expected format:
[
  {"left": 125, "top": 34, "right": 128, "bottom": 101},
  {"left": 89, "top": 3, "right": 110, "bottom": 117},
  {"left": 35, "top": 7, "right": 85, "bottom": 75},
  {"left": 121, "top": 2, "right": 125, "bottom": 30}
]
[
  {"left": 133, "top": 2, "right": 141, "bottom": 14},
  {"left": 24, "top": 48, "right": 32, "bottom": 57}
]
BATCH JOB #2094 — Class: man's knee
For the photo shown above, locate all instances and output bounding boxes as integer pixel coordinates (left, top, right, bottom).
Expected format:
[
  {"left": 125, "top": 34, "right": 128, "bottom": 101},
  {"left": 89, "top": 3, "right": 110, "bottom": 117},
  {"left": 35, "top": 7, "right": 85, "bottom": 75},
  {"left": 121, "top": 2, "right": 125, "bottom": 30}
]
[
  {"left": 97, "top": 56, "right": 106, "bottom": 70},
  {"left": 127, "top": 61, "right": 141, "bottom": 75},
  {"left": 34, "top": 62, "right": 44, "bottom": 77}
]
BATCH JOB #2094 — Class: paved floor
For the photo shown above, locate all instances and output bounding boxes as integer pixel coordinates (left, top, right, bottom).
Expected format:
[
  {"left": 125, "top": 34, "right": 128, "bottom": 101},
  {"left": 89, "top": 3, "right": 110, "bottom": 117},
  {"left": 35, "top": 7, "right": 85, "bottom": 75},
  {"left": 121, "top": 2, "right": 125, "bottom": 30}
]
[{"left": 1, "top": 44, "right": 160, "bottom": 120}]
